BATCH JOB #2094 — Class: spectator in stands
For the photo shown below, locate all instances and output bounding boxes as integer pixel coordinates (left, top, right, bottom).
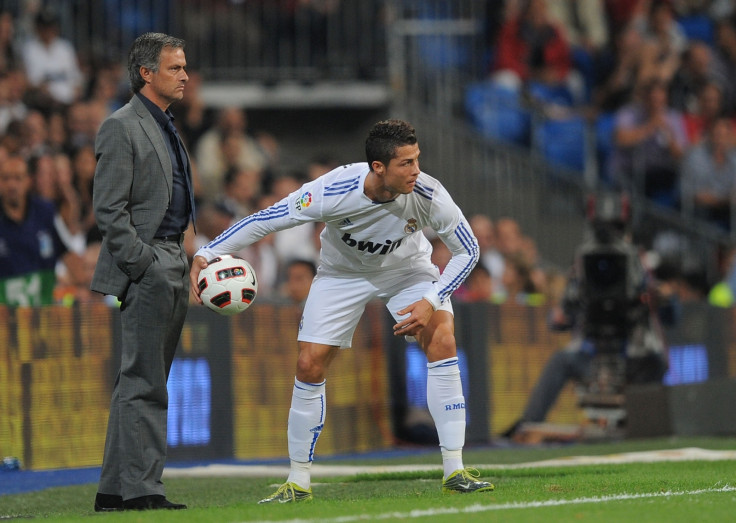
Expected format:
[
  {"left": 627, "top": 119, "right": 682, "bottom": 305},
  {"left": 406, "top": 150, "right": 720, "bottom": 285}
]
[
  {"left": 428, "top": 232, "right": 452, "bottom": 272},
  {"left": 490, "top": 0, "right": 584, "bottom": 106},
  {"left": 194, "top": 106, "right": 270, "bottom": 203},
  {"left": 20, "top": 109, "right": 50, "bottom": 158},
  {"left": 192, "top": 201, "right": 235, "bottom": 253},
  {"left": 709, "top": 0, "right": 736, "bottom": 21},
  {"left": 592, "top": 23, "right": 646, "bottom": 112},
  {"left": 682, "top": 80, "right": 729, "bottom": 143},
  {"left": 54, "top": 241, "right": 109, "bottom": 305},
  {"left": 281, "top": 258, "right": 317, "bottom": 305},
  {"left": 610, "top": 78, "right": 688, "bottom": 206},
  {"left": 520, "top": 233, "right": 553, "bottom": 301},
  {"left": 495, "top": 216, "right": 525, "bottom": 258},
  {"left": 0, "top": 153, "right": 83, "bottom": 305},
  {"left": 458, "top": 263, "right": 494, "bottom": 303},
  {"left": 547, "top": 0, "right": 609, "bottom": 54},
  {"left": 215, "top": 166, "right": 261, "bottom": 220},
  {"left": 713, "top": 15, "right": 736, "bottom": 115},
  {"left": 29, "top": 152, "right": 85, "bottom": 255},
  {"left": 546, "top": 0, "right": 609, "bottom": 100},
  {"left": 0, "top": 11, "right": 18, "bottom": 74},
  {"left": 631, "top": 0, "right": 689, "bottom": 86},
  {"left": 70, "top": 144, "right": 98, "bottom": 242},
  {"left": 679, "top": 116, "right": 736, "bottom": 230},
  {"left": 0, "top": 68, "right": 29, "bottom": 134},
  {"left": 669, "top": 41, "right": 729, "bottom": 115},
  {"left": 708, "top": 244, "right": 736, "bottom": 307},
  {"left": 469, "top": 214, "right": 505, "bottom": 297},
  {"left": 307, "top": 153, "right": 340, "bottom": 181},
  {"left": 500, "top": 251, "right": 545, "bottom": 305},
  {"left": 49, "top": 152, "right": 86, "bottom": 252},
  {"left": 603, "top": 0, "right": 646, "bottom": 37},
  {"left": 46, "top": 110, "right": 68, "bottom": 153},
  {"left": 21, "top": 7, "right": 83, "bottom": 110},
  {"left": 65, "top": 101, "right": 102, "bottom": 150},
  {"left": 85, "top": 61, "right": 126, "bottom": 120}
]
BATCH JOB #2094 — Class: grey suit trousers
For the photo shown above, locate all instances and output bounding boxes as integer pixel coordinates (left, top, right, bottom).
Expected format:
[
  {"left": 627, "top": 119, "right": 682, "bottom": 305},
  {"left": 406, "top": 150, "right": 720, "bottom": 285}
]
[{"left": 98, "top": 238, "right": 189, "bottom": 500}]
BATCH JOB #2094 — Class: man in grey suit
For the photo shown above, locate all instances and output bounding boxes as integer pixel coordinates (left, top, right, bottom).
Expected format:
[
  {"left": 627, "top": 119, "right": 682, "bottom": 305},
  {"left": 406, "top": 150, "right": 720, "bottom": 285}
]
[{"left": 91, "top": 33, "right": 194, "bottom": 512}]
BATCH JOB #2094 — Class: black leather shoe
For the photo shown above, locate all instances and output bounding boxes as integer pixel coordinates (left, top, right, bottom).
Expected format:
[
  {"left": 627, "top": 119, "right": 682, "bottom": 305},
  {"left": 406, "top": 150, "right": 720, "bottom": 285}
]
[
  {"left": 94, "top": 493, "right": 124, "bottom": 512},
  {"left": 123, "top": 494, "right": 187, "bottom": 510}
]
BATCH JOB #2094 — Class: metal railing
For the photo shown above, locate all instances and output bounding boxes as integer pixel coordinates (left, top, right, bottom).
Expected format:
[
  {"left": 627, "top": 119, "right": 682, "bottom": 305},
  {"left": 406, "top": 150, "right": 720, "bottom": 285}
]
[{"left": 44, "top": 0, "right": 388, "bottom": 83}]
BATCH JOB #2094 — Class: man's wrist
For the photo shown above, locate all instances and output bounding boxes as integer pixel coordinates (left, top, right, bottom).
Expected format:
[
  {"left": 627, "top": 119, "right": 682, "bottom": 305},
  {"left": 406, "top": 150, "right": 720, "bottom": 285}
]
[{"left": 422, "top": 293, "right": 441, "bottom": 311}]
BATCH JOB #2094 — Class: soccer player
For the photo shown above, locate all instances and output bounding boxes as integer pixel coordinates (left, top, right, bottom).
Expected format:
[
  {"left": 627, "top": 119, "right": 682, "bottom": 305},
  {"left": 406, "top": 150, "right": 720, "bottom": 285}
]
[{"left": 190, "top": 119, "right": 494, "bottom": 502}]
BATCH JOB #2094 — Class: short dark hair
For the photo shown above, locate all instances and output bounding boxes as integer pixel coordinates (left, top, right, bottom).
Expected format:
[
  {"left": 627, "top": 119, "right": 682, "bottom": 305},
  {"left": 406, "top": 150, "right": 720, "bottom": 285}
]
[
  {"left": 288, "top": 258, "right": 317, "bottom": 278},
  {"left": 35, "top": 7, "right": 59, "bottom": 28},
  {"left": 127, "top": 32, "right": 185, "bottom": 93},
  {"left": 365, "top": 119, "right": 417, "bottom": 170}
]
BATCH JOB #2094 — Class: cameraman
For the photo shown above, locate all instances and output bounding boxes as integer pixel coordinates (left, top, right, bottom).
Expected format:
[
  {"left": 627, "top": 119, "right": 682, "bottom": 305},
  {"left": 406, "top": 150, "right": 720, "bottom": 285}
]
[{"left": 503, "top": 193, "right": 668, "bottom": 439}]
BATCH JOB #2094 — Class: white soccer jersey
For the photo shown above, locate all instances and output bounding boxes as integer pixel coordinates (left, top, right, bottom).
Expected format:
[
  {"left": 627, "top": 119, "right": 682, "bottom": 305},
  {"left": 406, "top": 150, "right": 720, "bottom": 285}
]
[{"left": 196, "top": 163, "right": 479, "bottom": 307}]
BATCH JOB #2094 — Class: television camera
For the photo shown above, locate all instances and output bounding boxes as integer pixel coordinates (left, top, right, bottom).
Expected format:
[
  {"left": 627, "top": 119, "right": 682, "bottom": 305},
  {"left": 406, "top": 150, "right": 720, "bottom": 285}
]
[{"left": 573, "top": 193, "right": 653, "bottom": 429}]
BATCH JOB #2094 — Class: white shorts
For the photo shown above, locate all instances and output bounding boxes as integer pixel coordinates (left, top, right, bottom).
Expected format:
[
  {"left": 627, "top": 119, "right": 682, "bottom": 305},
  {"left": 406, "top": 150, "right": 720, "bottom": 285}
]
[{"left": 298, "top": 265, "right": 454, "bottom": 349}]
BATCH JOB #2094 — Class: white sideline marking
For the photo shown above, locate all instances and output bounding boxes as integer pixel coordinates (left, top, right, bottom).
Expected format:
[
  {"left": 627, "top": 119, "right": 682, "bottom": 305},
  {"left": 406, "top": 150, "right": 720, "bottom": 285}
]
[
  {"left": 255, "top": 485, "right": 736, "bottom": 523},
  {"left": 164, "top": 447, "right": 736, "bottom": 479}
]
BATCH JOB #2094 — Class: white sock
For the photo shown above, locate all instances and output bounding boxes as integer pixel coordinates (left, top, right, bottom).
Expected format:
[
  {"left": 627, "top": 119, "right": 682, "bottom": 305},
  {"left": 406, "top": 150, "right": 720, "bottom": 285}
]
[
  {"left": 426, "top": 357, "right": 466, "bottom": 478},
  {"left": 287, "top": 459, "right": 312, "bottom": 490},
  {"left": 286, "top": 378, "right": 326, "bottom": 489},
  {"left": 441, "top": 449, "right": 463, "bottom": 479}
]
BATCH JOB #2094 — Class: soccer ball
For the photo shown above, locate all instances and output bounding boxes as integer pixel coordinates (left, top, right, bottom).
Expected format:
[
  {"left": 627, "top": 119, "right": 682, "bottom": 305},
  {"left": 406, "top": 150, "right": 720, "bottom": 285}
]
[{"left": 197, "top": 255, "right": 258, "bottom": 315}]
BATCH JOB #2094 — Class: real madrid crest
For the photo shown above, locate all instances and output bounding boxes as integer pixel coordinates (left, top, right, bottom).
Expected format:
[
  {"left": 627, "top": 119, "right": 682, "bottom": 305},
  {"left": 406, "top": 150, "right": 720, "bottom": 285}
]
[{"left": 404, "top": 218, "right": 418, "bottom": 234}]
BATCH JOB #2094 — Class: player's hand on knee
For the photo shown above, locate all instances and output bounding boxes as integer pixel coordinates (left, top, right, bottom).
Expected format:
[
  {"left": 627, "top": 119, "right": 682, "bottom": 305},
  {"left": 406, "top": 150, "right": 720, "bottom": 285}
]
[{"left": 393, "top": 299, "right": 434, "bottom": 336}]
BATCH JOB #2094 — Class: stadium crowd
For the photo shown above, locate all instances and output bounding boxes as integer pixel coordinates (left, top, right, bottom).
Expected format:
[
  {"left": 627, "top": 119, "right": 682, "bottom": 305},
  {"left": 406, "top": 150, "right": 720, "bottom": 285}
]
[
  {"left": 1, "top": 1, "right": 733, "bottom": 311},
  {"left": 0, "top": 5, "right": 329, "bottom": 307},
  {"left": 483, "top": 0, "right": 736, "bottom": 226}
]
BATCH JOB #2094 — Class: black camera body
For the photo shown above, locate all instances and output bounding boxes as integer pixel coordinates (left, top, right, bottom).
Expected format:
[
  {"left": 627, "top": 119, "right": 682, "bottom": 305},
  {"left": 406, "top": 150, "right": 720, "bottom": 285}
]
[
  {"left": 574, "top": 233, "right": 647, "bottom": 426},
  {"left": 579, "top": 244, "right": 643, "bottom": 349}
]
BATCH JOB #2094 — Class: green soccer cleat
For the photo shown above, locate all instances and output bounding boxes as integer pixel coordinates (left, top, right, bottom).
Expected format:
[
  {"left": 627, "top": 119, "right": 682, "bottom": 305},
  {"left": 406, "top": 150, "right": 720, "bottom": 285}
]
[
  {"left": 258, "top": 482, "right": 313, "bottom": 504},
  {"left": 442, "top": 468, "right": 495, "bottom": 494}
]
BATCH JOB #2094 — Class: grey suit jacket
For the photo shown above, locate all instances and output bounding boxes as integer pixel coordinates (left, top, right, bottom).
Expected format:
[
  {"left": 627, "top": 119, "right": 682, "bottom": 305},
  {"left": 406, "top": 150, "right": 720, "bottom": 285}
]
[{"left": 91, "top": 94, "right": 189, "bottom": 297}]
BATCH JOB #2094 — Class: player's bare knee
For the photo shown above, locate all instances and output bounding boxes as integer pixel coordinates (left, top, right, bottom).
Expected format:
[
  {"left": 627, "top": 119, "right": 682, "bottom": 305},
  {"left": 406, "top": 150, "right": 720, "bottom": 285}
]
[
  {"left": 295, "top": 355, "right": 324, "bottom": 383},
  {"left": 422, "top": 326, "right": 457, "bottom": 361}
]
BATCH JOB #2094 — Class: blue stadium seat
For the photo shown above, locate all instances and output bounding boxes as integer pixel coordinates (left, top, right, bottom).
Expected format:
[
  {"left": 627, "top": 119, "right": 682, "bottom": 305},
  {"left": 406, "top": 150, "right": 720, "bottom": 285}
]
[
  {"left": 595, "top": 112, "right": 617, "bottom": 185},
  {"left": 465, "top": 81, "right": 531, "bottom": 145},
  {"left": 677, "top": 15, "right": 714, "bottom": 45},
  {"left": 534, "top": 116, "right": 586, "bottom": 172},
  {"left": 527, "top": 81, "right": 575, "bottom": 108}
]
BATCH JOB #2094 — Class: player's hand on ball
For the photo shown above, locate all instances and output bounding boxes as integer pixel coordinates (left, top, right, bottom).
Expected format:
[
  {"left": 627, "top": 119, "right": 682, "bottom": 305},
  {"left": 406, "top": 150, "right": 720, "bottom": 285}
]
[
  {"left": 196, "top": 255, "right": 258, "bottom": 315},
  {"left": 190, "top": 255, "right": 208, "bottom": 304}
]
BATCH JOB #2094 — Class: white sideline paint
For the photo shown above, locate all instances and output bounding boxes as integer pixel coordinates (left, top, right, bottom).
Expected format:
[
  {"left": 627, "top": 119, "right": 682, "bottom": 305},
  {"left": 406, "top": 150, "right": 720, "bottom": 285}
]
[
  {"left": 255, "top": 486, "right": 736, "bottom": 522},
  {"left": 163, "top": 447, "right": 736, "bottom": 479}
]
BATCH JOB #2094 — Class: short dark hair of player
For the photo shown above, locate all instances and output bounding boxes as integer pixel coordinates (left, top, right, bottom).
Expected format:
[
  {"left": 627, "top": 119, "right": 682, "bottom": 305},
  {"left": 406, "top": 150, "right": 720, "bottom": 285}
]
[
  {"left": 365, "top": 119, "right": 418, "bottom": 169},
  {"left": 128, "top": 32, "right": 185, "bottom": 93}
]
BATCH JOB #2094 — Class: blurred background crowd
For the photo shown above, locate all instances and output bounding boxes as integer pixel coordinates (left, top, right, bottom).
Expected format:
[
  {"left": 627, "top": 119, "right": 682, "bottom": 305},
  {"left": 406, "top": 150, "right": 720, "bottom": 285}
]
[
  {"left": 467, "top": 0, "right": 736, "bottom": 308},
  {"left": 479, "top": 0, "right": 736, "bottom": 223},
  {"left": 2, "top": 0, "right": 736, "bottom": 314}
]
